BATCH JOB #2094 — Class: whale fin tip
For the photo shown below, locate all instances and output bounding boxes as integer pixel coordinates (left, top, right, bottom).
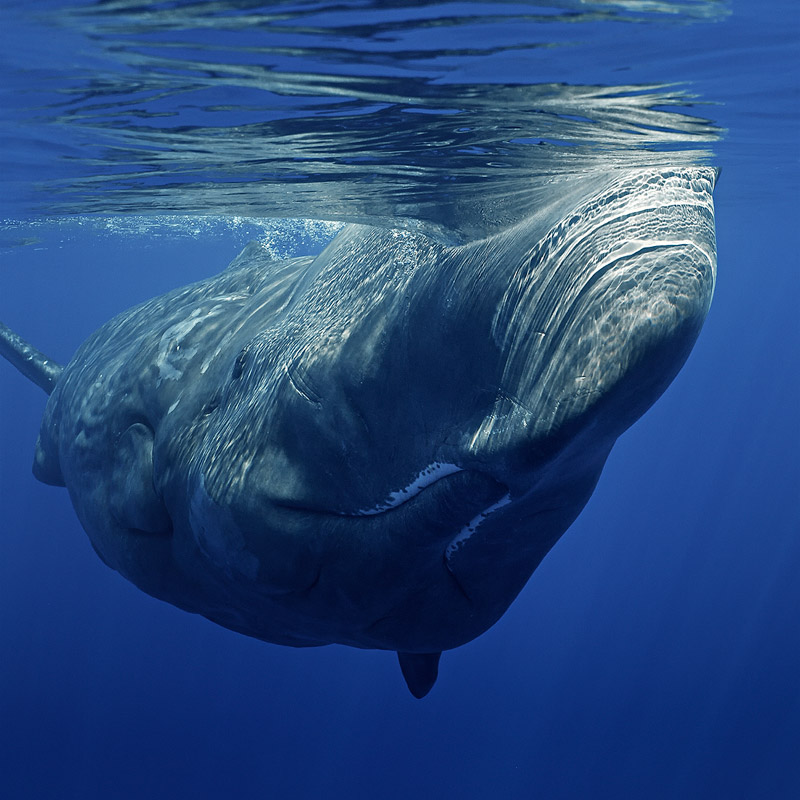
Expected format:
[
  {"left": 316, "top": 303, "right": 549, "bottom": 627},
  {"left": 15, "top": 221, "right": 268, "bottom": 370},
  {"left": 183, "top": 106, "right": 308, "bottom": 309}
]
[
  {"left": 397, "top": 651, "right": 442, "bottom": 699},
  {"left": 0, "top": 320, "right": 63, "bottom": 395}
]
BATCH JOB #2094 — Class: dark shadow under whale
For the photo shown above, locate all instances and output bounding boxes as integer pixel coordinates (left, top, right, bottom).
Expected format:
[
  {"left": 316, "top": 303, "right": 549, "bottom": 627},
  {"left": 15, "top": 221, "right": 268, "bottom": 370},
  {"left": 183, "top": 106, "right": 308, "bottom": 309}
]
[{"left": 0, "top": 167, "right": 717, "bottom": 697}]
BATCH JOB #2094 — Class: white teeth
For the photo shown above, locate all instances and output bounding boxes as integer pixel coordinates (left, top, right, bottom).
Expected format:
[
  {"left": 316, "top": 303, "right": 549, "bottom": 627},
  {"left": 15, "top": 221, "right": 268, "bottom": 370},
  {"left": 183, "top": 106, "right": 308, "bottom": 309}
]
[
  {"left": 445, "top": 493, "right": 512, "bottom": 561},
  {"left": 355, "top": 462, "right": 462, "bottom": 516}
]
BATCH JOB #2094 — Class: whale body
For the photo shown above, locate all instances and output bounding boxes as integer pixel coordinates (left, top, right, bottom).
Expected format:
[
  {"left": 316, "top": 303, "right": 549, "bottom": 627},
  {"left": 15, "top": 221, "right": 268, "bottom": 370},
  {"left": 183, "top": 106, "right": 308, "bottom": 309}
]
[{"left": 0, "top": 167, "right": 717, "bottom": 697}]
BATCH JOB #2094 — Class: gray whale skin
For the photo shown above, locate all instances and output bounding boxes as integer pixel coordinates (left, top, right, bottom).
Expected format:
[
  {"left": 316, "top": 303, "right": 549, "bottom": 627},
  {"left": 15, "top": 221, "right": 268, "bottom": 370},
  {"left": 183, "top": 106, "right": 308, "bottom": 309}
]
[{"left": 0, "top": 168, "right": 717, "bottom": 697}]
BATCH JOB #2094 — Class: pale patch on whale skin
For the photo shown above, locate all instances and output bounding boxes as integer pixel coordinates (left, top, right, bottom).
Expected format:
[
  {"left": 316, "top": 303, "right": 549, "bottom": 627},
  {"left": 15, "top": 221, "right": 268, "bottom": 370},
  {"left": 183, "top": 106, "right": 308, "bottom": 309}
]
[
  {"left": 354, "top": 462, "right": 463, "bottom": 516},
  {"left": 445, "top": 493, "right": 512, "bottom": 562},
  {"left": 157, "top": 303, "right": 237, "bottom": 385},
  {"left": 0, "top": 167, "right": 718, "bottom": 698}
]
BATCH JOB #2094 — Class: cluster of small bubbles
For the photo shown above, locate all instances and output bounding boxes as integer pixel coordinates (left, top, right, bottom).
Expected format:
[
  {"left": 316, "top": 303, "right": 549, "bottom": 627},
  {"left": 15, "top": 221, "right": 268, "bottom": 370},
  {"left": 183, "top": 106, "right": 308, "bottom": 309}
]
[
  {"left": 0, "top": 215, "right": 343, "bottom": 258},
  {"left": 253, "top": 219, "right": 343, "bottom": 259}
]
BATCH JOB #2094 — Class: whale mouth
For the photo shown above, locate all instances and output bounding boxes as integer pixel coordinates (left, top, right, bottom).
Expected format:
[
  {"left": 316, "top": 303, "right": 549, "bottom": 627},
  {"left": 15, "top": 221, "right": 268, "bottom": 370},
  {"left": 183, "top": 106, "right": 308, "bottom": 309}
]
[
  {"left": 271, "top": 465, "right": 508, "bottom": 530},
  {"left": 344, "top": 462, "right": 465, "bottom": 517},
  {"left": 444, "top": 491, "right": 513, "bottom": 562},
  {"left": 267, "top": 462, "right": 469, "bottom": 518}
]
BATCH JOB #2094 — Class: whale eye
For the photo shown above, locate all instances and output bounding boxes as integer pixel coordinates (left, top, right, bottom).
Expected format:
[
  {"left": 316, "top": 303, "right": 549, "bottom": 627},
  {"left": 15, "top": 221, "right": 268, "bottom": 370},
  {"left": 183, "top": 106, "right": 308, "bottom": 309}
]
[
  {"left": 201, "top": 395, "right": 221, "bottom": 416},
  {"left": 231, "top": 346, "right": 249, "bottom": 381}
]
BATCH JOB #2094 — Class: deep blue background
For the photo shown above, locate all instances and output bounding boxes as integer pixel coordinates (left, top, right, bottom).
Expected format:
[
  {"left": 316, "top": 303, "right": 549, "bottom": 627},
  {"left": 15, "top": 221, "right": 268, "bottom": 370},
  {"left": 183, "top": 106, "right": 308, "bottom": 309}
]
[{"left": 1, "top": 2, "right": 798, "bottom": 798}]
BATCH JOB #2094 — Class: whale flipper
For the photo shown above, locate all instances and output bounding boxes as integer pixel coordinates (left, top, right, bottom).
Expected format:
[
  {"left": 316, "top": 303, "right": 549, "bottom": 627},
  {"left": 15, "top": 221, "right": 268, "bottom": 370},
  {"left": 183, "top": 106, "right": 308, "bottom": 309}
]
[
  {"left": 109, "top": 423, "right": 172, "bottom": 535},
  {"left": 397, "top": 652, "right": 442, "bottom": 698},
  {"left": 0, "top": 320, "right": 62, "bottom": 395}
]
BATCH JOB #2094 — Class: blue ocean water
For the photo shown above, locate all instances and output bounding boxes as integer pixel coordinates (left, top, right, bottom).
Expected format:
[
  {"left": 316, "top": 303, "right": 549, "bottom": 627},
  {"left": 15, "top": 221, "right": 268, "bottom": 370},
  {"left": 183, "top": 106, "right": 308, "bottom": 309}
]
[{"left": 0, "top": 1, "right": 798, "bottom": 798}]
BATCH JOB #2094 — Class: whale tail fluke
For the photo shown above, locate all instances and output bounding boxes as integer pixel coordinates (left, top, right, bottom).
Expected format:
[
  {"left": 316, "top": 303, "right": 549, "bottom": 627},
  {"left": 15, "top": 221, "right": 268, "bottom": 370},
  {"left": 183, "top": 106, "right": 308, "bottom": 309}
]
[{"left": 0, "top": 321, "right": 62, "bottom": 395}]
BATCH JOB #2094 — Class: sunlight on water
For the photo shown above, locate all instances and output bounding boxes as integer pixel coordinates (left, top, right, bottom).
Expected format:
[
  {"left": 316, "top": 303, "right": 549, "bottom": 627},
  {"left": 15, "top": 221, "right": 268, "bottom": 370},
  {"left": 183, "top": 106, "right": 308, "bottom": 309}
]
[{"left": 0, "top": 0, "right": 727, "bottom": 239}]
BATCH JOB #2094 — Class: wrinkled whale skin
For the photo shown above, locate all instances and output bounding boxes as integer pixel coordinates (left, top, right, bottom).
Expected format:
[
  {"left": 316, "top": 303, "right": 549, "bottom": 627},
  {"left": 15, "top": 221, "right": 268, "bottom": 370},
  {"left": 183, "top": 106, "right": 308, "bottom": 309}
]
[{"left": 31, "top": 167, "right": 717, "bottom": 658}]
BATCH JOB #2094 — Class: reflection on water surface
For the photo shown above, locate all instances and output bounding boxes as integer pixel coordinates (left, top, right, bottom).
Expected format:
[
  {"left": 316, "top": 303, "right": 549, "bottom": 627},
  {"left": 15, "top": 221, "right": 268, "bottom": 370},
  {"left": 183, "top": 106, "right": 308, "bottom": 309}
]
[{"left": 3, "top": 0, "right": 726, "bottom": 238}]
